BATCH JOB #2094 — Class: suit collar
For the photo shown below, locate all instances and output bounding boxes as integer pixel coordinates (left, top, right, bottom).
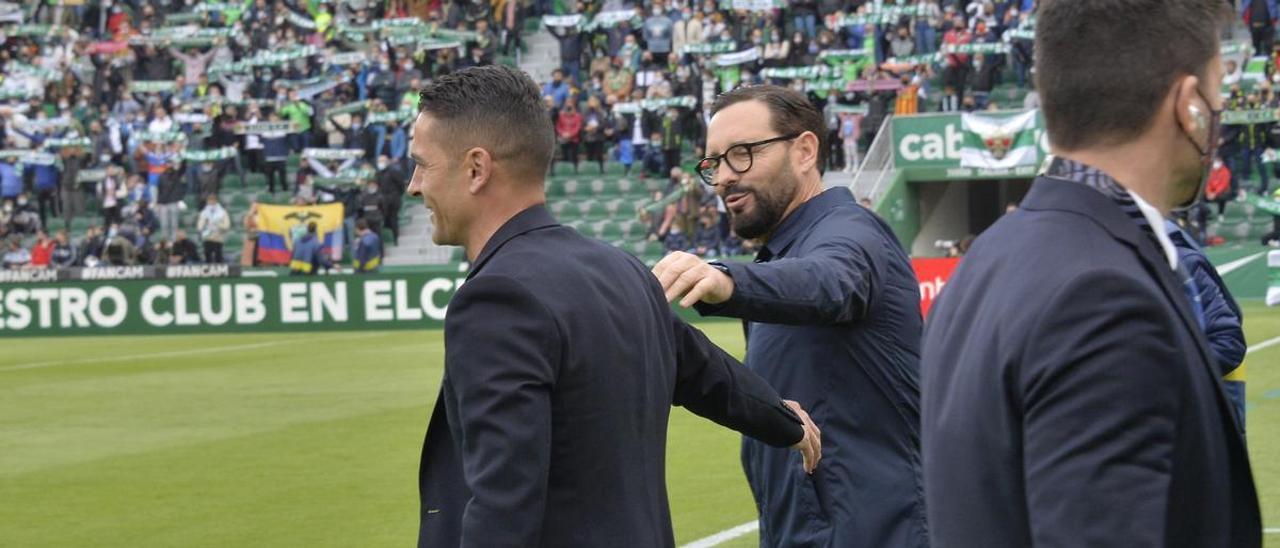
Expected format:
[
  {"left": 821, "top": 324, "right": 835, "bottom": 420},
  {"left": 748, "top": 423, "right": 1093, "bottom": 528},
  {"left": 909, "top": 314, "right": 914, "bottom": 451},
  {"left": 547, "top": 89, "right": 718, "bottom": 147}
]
[
  {"left": 1022, "top": 177, "right": 1222, "bottom": 408},
  {"left": 762, "top": 186, "right": 854, "bottom": 259},
  {"left": 467, "top": 204, "right": 559, "bottom": 278}
]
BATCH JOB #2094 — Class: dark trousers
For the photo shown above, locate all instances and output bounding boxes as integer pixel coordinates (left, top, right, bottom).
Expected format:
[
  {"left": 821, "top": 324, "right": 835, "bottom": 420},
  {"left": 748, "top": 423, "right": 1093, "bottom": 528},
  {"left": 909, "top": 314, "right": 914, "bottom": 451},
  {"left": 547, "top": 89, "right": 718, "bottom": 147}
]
[
  {"left": 203, "top": 240, "right": 224, "bottom": 264},
  {"left": 245, "top": 149, "right": 265, "bottom": 175},
  {"left": 585, "top": 140, "right": 606, "bottom": 173},
  {"left": 1238, "top": 146, "right": 1271, "bottom": 194},
  {"left": 36, "top": 187, "right": 58, "bottom": 229},
  {"left": 265, "top": 160, "right": 287, "bottom": 193},
  {"left": 218, "top": 156, "right": 246, "bottom": 188},
  {"left": 557, "top": 141, "right": 579, "bottom": 173},
  {"left": 663, "top": 148, "right": 681, "bottom": 175},
  {"left": 102, "top": 204, "right": 121, "bottom": 227},
  {"left": 1252, "top": 22, "right": 1275, "bottom": 58}
]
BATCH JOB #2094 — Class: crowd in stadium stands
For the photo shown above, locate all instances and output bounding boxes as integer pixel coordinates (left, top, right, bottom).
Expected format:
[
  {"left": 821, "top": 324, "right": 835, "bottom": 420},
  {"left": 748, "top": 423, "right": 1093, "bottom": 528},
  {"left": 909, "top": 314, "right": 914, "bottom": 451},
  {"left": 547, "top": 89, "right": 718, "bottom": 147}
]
[
  {"left": 535, "top": 0, "right": 1037, "bottom": 259},
  {"left": 0, "top": 0, "right": 479, "bottom": 270},
  {"left": 7, "top": 0, "right": 1278, "bottom": 270}
]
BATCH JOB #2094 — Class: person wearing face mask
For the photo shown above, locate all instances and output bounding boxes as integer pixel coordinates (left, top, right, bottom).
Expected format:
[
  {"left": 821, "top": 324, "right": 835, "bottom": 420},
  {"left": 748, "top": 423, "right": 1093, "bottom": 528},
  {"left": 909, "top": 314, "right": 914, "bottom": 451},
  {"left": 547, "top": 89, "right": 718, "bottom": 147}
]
[
  {"left": 644, "top": 5, "right": 675, "bottom": 66},
  {"left": 919, "top": 2, "right": 1260, "bottom": 547},
  {"left": 375, "top": 155, "right": 406, "bottom": 244}
]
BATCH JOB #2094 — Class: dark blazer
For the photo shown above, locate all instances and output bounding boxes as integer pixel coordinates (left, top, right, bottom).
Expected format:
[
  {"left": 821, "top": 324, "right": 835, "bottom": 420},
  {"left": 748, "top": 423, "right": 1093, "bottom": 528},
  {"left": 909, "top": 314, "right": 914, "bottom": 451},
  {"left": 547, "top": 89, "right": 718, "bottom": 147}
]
[
  {"left": 419, "top": 205, "right": 804, "bottom": 548},
  {"left": 921, "top": 179, "right": 1261, "bottom": 547}
]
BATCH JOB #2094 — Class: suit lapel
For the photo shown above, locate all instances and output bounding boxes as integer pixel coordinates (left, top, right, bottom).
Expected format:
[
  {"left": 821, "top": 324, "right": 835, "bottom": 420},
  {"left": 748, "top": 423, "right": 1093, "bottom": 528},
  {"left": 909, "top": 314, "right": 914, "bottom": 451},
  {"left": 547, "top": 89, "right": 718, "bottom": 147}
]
[{"left": 1022, "top": 179, "right": 1234, "bottom": 427}]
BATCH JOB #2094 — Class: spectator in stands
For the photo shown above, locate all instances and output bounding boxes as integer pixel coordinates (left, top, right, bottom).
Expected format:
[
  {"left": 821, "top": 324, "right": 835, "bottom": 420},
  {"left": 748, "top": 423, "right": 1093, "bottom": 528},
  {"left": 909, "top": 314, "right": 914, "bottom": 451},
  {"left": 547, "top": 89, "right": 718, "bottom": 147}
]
[
  {"left": 133, "top": 200, "right": 160, "bottom": 241},
  {"left": 2, "top": 237, "right": 30, "bottom": 269},
  {"left": 0, "top": 156, "right": 20, "bottom": 207},
  {"left": 50, "top": 230, "right": 75, "bottom": 268},
  {"left": 103, "top": 224, "right": 138, "bottom": 266},
  {"left": 281, "top": 89, "right": 315, "bottom": 152},
  {"left": 662, "top": 222, "right": 690, "bottom": 255},
  {"left": 352, "top": 218, "right": 383, "bottom": 273},
  {"left": 1238, "top": 92, "right": 1272, "bottom": 195},
  {"left": 968, "top": 53, "right": 998, "bottom": 110},
  {"left": 555, "top": 100, "right": 584, "bottom": 175},
  {"left": 661, "top": 108, "right": 685, "bottom": 177},
  {"left": 197, "top": 194, "right": 230, "bottom": 264},
  {"left": 29, "top": 231, "right": 54, "bottom": 268},
  {"left": 358, "top": 178, "right": 385, "bottom": 237},
  {"left": 155, "top": 168, "right": 184, "bottom": 242},
  {"left": 1243, "top": 0, "right": 1278, "bottom": 60},
  {"left": 692, "top": 210, "right": 721, "bottom": 258},
  {"left": 376, "top": 155, "right": 407, "bottom": 245},
  {"left": 942, "top": 13, "right": 972, "bottom": 105},
  {"left": 10, "top": 194, "right": 41, "bottom": 236},
  {"left": 289, "top": 221, "right": 332, "bottom": 275},
  {"left": 582, "top": 96, "right": 609, "bottom": 174},
  {"left": 262, "top": 110, "right": 291, "bottom": 194},
  {"left": 171, "top": 229, "right": 201, "bottom": 265},
  {"left": 1207, "top": 157, "right": 1233, "bottom": 218}
]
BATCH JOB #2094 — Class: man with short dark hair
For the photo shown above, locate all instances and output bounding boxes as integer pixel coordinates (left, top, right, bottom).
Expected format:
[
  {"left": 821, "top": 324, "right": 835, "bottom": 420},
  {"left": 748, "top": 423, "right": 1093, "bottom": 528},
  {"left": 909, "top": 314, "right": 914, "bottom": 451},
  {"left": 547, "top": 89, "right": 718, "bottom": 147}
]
[
  {"left": 920, "top": 1, "right": 1261, "bottom": 546},
  {"left": 352, "top": 218, "right": 382, "bottom": 273},
  {"left": 656, "top": 85, "right": 927, "bottom": 548},
  {"left": 409, "top": 65, "right": 821, "bottom": 548}
]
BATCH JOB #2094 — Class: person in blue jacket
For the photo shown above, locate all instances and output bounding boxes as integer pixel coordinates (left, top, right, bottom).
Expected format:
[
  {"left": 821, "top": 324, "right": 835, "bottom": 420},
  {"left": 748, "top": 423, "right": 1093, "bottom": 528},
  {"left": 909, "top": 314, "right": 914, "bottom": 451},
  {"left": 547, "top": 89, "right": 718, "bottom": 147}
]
[
  {"left": 1167, "top": 219, "right": 1248, "bottom": 430},
  {"left": 352, "top": 218, "right": 382, "bottom": 273},
  {"left": 290, "top": 221, "right": 332, "bottom": 275},
  {"left": 0, "top": 156, "right": 22, "bottom": 205}
]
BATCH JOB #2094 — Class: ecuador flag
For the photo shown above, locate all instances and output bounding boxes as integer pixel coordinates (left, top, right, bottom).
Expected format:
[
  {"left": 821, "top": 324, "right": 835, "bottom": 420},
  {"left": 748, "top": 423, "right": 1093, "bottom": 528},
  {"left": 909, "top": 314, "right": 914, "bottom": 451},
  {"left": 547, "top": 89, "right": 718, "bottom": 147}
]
[{"left": 256, "top": 203, "right": 345, "bottom": 265}]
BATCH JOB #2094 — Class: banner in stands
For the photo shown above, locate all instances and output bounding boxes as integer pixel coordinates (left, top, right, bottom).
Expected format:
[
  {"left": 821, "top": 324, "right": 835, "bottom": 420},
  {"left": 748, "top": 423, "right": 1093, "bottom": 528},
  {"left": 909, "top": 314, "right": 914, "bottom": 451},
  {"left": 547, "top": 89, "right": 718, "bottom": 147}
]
[
  {"left": 960, "top": 110, "right": 1040, "bottom": 169},
  {"left": 256, "top": 203, "right": 345, "bottom": 265},
  {"left": 912, "top": 257, "right": 959, "bottom": 318},
  {"left": 893, "top": 110, "right": 1051, "bottom": 181},
  {"left": 0, "top": 270, "right": 468, "bottom": 336}
]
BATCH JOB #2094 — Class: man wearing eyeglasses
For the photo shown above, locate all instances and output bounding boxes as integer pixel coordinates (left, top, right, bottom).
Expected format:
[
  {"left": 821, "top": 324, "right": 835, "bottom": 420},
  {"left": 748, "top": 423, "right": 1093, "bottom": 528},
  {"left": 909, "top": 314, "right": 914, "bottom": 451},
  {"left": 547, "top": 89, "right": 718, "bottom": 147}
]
[{"left": 652, "top": 85, "right": 927, "bottom": 548}]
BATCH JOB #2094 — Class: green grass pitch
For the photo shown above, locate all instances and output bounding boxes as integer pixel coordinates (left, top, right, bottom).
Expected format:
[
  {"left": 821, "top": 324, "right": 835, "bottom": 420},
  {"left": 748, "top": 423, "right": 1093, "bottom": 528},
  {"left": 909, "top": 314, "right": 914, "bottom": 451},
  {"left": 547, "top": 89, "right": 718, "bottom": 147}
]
[{"left": 1, "top": 303, "right": 1278, "bottom": 547}]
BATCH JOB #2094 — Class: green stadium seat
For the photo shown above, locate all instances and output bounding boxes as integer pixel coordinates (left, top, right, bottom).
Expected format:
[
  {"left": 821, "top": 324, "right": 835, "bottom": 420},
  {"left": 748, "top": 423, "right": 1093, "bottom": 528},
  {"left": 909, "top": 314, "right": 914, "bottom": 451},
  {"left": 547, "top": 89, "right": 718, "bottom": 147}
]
[
  {"left": 606, "top": 199, "right": 638, "bottom": 217},
  {"left": 576, "top": 200, "right": 608, "bottom": 219},
  {"left": 593, "top": 220, "right": 622, "bottom": 241}
]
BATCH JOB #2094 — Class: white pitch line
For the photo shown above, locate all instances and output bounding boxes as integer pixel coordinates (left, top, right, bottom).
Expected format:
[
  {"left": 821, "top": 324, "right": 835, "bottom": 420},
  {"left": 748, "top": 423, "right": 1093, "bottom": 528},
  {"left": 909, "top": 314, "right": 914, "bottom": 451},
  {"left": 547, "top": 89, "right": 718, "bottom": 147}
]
[
  {"left": 680, "top": 520, "right": 758, "bottom": 548},
  {"left": 0, "top": 332, "right": 385, "bottom": 372},
  {"left": 683, "top": 333, "right": 1280, "bottom": 547},
  {"left": 1217, "top": 251, "right": 1267, "bottom": 276},
  {"left": 1247, "top": 335, "right": 1280, "bottom": 355}
]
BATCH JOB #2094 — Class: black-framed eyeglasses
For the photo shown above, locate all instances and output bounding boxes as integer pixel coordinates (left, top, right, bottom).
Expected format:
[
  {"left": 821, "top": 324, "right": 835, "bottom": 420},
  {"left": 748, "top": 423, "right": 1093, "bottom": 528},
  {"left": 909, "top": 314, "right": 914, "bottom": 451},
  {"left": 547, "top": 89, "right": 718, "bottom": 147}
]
[{"left": 696, "top": 133, "right": 801, "bottom": 186}]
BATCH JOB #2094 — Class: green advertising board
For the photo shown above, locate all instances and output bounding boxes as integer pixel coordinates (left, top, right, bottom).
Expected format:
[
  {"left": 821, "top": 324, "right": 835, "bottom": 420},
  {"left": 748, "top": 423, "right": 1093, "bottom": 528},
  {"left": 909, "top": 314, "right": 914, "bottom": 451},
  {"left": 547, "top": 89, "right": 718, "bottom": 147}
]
[
  {"left": 0, "top": 269, "right": 468, "bottom": 337},
  {"left": 892, "top": 111, "right": 1050, "bottom": 181}
]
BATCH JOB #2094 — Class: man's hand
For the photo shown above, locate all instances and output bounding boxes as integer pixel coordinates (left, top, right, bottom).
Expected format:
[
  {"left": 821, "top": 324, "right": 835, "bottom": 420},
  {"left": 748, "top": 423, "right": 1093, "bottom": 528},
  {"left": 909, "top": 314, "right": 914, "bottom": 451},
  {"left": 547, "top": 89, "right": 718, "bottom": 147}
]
[
  {"left": 785, "top": 400, "right": 822, "bottom": 474},
  {"left": 651, "top": 251, "right": 734, "bottom": 307}
]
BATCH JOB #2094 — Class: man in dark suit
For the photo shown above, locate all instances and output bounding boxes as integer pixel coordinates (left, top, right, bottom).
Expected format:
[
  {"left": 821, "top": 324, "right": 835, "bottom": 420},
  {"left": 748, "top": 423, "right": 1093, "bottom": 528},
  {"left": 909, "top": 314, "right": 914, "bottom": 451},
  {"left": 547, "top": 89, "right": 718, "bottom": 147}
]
[
  {"left": 408, "top": 65, "right": 821, "bottom": 548},
  {"left": 656, "top": 85, "right": 928, "bottom": 548},
  {"left": 920, "top": 1, "right": 1262, "bottom": 546}
]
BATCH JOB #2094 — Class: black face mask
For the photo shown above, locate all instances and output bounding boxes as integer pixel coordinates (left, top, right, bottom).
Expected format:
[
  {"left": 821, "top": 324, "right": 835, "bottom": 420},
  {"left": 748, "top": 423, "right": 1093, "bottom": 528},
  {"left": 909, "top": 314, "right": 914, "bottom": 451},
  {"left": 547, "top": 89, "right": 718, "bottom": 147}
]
[{"left": 1175, "top": 87, "right": 1222, "bottom": 211}]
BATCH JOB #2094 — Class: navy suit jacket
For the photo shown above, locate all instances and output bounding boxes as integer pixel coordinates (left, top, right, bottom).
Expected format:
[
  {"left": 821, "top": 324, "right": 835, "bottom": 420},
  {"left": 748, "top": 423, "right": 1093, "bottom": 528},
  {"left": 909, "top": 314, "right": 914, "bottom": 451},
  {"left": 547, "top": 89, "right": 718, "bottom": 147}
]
[
  {"left": 418, "top": 205, "right": 805, "bottom": 548},
  {"left": 921, "top": 178, "right": 1261, "bottom": 547}
]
